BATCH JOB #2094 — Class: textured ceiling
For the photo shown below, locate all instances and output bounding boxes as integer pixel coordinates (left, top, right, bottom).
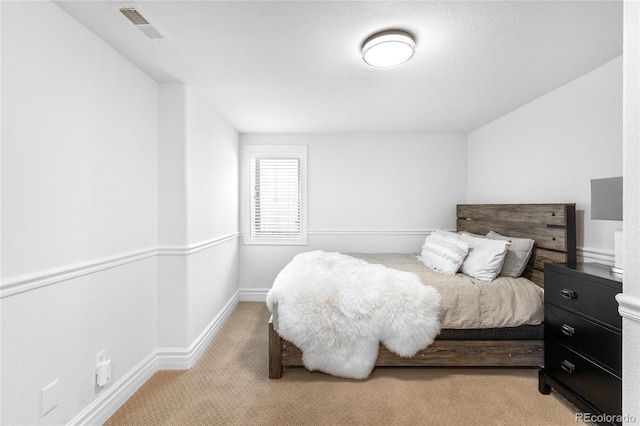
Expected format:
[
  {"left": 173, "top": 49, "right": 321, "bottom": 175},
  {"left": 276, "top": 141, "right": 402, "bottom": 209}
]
[{"left": 55, "top": 1, "right": 623, "bottom": 134}]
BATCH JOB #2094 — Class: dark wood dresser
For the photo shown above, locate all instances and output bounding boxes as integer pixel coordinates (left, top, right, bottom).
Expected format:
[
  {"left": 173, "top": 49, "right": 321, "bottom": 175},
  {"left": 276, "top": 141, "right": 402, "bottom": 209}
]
[{"left": 539, "top": 263, "right": 622, "bottom": 425}]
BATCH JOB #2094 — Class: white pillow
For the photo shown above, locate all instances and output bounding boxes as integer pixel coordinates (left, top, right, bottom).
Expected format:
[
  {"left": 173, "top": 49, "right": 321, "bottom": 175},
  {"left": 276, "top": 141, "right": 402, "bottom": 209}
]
[
  {"left": 486, "top": 231, "right": 535, "bottom": 278},
  {"left": 458, "top": 233, "right": 510, "bottom": 281},
  {"left": 459, "top": 230, "right": 486, "bottom": 239},
  {"left": 432, "top": 229, "right": 461, "bottom": 239},
  {"left": 419, "top": 233, "right": 470, "bottom": 275},
  {"left": 433, "top": 229, "right": 486, "bottom": 240}
]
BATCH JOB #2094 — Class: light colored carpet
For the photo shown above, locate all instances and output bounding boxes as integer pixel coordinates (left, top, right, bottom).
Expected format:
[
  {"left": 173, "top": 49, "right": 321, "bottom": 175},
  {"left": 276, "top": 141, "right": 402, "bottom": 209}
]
[{"left": 106, "top": 302, "right": 580, "bottom": 425}]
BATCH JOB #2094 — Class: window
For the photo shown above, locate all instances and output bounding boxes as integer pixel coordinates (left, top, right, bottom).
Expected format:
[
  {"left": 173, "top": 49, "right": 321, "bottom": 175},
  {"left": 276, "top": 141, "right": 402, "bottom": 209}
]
[{"left": 243, "top": 145, "right": 307, "bottom": 245}]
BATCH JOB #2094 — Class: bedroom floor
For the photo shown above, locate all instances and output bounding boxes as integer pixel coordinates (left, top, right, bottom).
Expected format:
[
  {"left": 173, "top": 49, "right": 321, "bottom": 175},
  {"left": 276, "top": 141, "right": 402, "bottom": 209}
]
[{"left": 106, "top": 302, "right": 581, "bottom": 425}]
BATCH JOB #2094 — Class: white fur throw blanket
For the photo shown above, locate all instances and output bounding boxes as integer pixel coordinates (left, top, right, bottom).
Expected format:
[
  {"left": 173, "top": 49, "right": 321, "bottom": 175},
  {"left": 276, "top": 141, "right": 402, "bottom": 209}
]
[{"left": 266, "top": 251, "right": 441, "bottom": 379}]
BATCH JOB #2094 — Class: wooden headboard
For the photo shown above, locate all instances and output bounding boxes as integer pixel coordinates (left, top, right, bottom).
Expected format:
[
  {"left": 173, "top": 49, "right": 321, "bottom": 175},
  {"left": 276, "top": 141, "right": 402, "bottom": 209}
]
[{"left": 456, "top": 204, "right": 576, "bottom": 287}]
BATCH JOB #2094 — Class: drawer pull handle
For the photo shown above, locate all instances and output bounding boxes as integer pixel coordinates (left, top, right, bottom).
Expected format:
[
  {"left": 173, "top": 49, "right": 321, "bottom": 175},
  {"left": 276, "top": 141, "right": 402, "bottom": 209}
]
[
  {"left": 561, "top": 360, "right": 575, "bottom": 374},
  {"left": 560, "top": 289, "right": 577, "bottom": 299},
  {"left": 560, "top": 324, "right": 575, "bottom": 337}
]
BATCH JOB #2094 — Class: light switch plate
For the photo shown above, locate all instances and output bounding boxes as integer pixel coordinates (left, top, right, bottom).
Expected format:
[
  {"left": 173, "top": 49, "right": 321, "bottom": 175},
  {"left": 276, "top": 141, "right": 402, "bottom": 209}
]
[
  {"left": 42, "top": 380, "right": 59, "bottom": 416},
  {"left": 96, "top": 350, "right": 106, "bottom": 366}
]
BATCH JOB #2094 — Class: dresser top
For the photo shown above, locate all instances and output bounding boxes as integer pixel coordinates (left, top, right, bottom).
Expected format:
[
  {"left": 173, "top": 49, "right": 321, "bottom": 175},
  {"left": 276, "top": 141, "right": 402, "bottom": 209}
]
[{"left": 546, "top": 262, "right": 623, "bottom": 289}]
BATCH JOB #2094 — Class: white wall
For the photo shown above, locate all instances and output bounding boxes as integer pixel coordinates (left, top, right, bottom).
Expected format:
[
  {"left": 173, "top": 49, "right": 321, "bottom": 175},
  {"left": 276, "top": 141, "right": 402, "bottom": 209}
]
[
  {"left": 156, "top": 83, "right": 240, "bottom": 350},
  {"left": 186, "top": 87, "right": 239, "bottom": 245},
  {"left": 157, "top": 84, "right": 189, "bottom": 348},
  {"left": 1, "top": 2, "right": 159, "bottom": 424},
  {"left": 621, "top": 2, "right": 640, "bottom": 422},
  {"left": 239, "top": 133, "right": 467, "bottom": 290},
  {"left": 467, "top": 56, "right": 623, "bottom": 263},
  {"left": 158, "top": 84, "right": 188, "bottom": 249},
  {"left": 184, "top": 86, "right": 240, "bottom": 343}
]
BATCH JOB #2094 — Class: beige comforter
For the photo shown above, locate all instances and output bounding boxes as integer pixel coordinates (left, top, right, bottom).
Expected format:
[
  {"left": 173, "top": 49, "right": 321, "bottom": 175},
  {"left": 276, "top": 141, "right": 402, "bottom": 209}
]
[{"left": 350, "top": 253, "right": 544, "bottom": 329}]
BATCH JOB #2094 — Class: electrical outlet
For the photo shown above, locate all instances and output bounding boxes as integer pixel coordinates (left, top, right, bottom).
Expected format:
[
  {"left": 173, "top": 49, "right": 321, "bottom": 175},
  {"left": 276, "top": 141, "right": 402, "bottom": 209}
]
[
  {"left": 96, "top": 350, "right": 111, "bottom": 387},
  {"left": 96, "top": 359, "right": 112, "bottom": 386}
]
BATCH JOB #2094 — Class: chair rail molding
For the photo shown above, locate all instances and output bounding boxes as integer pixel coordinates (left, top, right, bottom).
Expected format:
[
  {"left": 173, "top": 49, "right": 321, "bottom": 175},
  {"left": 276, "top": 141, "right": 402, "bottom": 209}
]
[
  {"left": 579, "top": 246, "right": 616, "bottom": 265},
  {"left": 307, "top": 229, "right": 432, "bottom": 236},
  {"left": 1, "top": 232, "right": 241, "bottom": 299},
  {"left": 617, "top": 293, "right": 640, "bottom": 323},
  {"left": 0, "top": 247, "right": 158, "bottom": 299},
  {"left": 157, "top": 232, "right": 240, "bottom": 256}
]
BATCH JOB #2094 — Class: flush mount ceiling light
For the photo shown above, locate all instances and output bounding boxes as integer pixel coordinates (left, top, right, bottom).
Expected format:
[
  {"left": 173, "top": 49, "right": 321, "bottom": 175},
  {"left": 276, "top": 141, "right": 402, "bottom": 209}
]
[{"left": 361, "top": 30, "right": 415, "bottom": 68}]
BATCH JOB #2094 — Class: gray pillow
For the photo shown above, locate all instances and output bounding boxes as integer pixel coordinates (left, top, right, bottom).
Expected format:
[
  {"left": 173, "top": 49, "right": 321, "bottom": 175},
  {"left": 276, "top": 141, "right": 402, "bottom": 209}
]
[{"left": 486, "top": 231, "right": 534, "bottom": 278}]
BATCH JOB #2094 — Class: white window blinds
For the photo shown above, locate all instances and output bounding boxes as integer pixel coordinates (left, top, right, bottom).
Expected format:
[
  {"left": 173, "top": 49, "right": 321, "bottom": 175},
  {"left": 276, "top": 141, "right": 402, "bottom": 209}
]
[
  {"left": 243, "top": 145, "right": 306, "bottom": 245},
  {"left": 250, "top": 157, "right": 301, "bottom": 239}
]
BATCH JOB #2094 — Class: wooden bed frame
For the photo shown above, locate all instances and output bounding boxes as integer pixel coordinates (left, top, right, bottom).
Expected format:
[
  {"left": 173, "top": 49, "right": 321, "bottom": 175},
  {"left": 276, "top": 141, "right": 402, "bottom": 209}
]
[{"left": 269, "top": 203, "right": 577, "bottom": 379}]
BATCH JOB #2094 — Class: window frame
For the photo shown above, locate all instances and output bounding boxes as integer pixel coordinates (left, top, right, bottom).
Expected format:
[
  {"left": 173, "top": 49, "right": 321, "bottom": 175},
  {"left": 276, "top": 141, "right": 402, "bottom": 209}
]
[{"left": 242, "top": 145, "right": 307, "bottom": 245}]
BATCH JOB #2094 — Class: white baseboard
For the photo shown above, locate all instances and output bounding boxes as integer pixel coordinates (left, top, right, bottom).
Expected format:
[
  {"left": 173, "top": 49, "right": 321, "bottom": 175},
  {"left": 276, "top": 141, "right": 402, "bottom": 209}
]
[
  {"left": 68, "top": 351, "right": 157, "bottom": 426},
  {"left": 157, "top": 290, "right": 239, "bottom": 370},
  {"left": 239, "top": 288, "right": 269, "bottom": 302},
  {"left": 67, "top": 290, "right": 239, "bottom": 425}
]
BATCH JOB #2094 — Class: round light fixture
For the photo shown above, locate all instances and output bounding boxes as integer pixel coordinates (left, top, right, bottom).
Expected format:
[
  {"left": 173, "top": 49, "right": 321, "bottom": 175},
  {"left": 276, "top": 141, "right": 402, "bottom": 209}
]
[{"left": 361, "top": 30, "right": 415, "bottom": 68}]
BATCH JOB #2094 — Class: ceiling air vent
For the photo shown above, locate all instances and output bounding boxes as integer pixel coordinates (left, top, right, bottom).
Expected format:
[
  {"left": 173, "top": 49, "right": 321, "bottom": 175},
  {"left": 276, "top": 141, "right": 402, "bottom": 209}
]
[{"left": 119, "top": 7, "right": 167, "bottom": 40}]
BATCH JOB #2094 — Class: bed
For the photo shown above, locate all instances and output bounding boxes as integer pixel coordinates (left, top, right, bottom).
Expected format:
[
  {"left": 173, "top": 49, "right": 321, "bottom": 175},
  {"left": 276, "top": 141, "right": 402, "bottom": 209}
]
[{"left": 268, "top": 203, "right": 577, "bottom": 379}]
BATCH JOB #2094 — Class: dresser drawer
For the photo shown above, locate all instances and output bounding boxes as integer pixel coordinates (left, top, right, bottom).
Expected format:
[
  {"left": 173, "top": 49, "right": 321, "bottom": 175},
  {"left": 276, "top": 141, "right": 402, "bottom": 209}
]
[
  {"left": 545, "top": 339, "right": 621, "bottom": 416},
  {"left": 545, "top": 271, "right": 621, "bottom": 328},
  {"left": 546, "top": 304, "right": 621, "bottom": 374}
]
